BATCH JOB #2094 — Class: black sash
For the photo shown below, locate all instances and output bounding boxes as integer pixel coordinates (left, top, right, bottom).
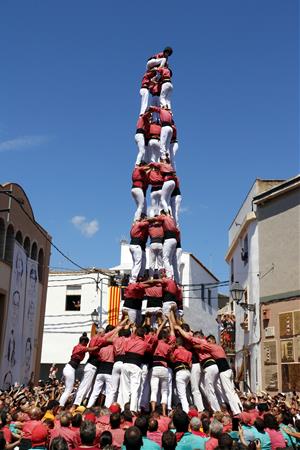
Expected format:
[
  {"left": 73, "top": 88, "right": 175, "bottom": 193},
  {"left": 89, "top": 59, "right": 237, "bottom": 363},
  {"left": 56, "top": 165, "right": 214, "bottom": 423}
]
[
  {"left": 97, "top": 361, "right": 114, "bottom": 375},
  {"left": 68, "top": 359, "right": 80, "bottom": 370},
  {"left": 124, "top": 352, "right": 144, "bottom": 367},
  {"left": 146, "top": 297, "right": 162, "bottom": 308},
  {"left": 216, "top": 358, "right": 230, "bottom": 373},
  {"left": 124, "top": 298, "right": 142, "bottom": 310}
]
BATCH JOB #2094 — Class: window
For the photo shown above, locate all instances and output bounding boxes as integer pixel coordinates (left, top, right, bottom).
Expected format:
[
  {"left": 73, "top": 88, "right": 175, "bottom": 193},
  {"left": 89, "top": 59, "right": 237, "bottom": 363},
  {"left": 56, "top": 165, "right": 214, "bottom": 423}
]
[
  {"left": 230, "top": 258, "right": 234, "bottom": 283},
  {"left": 65, "top": 285, "right": 82, "bottom": 311},
  {"left": 242, "top": 234, "right": 249, "bottom": 265},
  {"left": 24, "top": 236, "right": 31, "bottom": 257},
  {"left": 31, "top": 242, "right": 38, "bottom": 260},
  {"left": 38, "top": 248, "right": 44, "bottom": 282},
  {"left": 15, "top": 231, "right": 23, "bottom": 245},
  {"left": 4, "top": 224, "right": 14, "bottom": 263},
  {"left": 0, "top": 218, "right": 5, "bottom": 259},
  {"left": 207, "top": 289, "right": 212, "bottom": 306}
]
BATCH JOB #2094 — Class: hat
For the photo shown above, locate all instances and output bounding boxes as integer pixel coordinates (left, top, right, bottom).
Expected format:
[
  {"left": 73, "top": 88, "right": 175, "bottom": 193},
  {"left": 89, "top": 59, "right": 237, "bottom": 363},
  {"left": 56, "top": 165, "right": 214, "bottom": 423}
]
[
  {"left": 239, "top": 412, "right": 252, "bottom": 424},
  {"left": 109, "top": 403, "right": 121, "bottom": 414},
  {"left": 84, "top": 413, "right": 96, "bottom": 423},
  {"left": 188, "top": 408, "right": 199, "bottom": 419},
  {"left": 74, "top": 406, "right": 86, "bottom": 414},
  {"left": 31, "top": 424, "right": 48, "bottom": 447}
]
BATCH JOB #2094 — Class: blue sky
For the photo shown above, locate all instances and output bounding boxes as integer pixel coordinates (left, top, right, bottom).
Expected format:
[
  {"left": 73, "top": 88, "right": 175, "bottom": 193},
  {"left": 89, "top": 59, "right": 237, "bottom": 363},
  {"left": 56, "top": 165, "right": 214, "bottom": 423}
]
[{"left": 1, "top": 1, "right": 298, "bottom": 283}]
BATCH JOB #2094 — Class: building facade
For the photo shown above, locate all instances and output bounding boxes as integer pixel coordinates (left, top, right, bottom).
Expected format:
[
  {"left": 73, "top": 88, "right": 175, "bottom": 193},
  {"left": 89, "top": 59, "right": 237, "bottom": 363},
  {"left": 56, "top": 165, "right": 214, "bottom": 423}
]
[
  {"left": 254, "top": 176, "right": 300, "bottom": 393},
  {"left": 0, "top": 183, "right": 51, "bottom": 388},
  {"left": 40, "top": 270, "right": 113, "bottom": 379},
  {"left": 226, "top": 176, "right": 300, "bottom": 393}
]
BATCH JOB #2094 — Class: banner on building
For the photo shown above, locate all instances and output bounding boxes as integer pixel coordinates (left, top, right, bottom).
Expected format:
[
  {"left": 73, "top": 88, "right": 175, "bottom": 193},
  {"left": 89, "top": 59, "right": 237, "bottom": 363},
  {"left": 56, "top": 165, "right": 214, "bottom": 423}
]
[
  {"left": 281, "top": 363, "right": 300, "bottom": 392},
  {"left": 264, "top": 365, "right": 278, "bottom": 391},
  {"left": 21, "top": 258, "right": 39, "bottom": 385},
  {"left": 108, "top": 286, "right": 121, "bottom": 326},
  {"left": 263, "top": 341, "right": 277, "bottom": 365},
  {"left": 0, "top": 242, "right": 27, "bottom": 389}
]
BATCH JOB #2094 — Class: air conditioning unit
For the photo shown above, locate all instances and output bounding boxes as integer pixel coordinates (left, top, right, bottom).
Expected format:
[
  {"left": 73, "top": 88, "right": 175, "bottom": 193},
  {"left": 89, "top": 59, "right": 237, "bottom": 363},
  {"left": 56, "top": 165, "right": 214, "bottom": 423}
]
[{"left": 265, "top": 326, "right": 275, "bottom": 337}]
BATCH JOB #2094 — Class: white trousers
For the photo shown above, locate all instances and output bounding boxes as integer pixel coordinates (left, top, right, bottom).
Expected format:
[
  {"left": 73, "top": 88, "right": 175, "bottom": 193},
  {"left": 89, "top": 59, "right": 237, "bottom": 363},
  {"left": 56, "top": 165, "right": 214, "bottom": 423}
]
[
  {"left": 131, "top": 188, "right": 147, "bottom": 221},
  {"left": 87, "top": 372, "right": 112, "bottom": 408},
  {"left": 147, "top": 57, "right": 167, "bottom": 70},
  {"left": 160, "top": 82, "right": 173, "bottom": 109},
  {"left": 150, "top": 189, "right": 162, "bottom": 217},
  {"left": 106, "top": 360, "right": 123, "bottom": 407},
  {"left": 129, "top": 245, "right": 146, "bottom": 282},
  {"left": 190, "top": 363, "right": 204, "bottom": 411},
  {"left": 175, "top": 369, "right": 190, "bottom": 413},
  {"left": 74, "top": 363, "right": 97, "bottom": 405},
  {"left": 167, "top": 368, "right": 173, "bottom": 410},
  {"left": 148, "top": 139, "right": 161, "bottom": 163},
  {"left": 219, "top": 369, "right": 242, "bottom": 415},
  {"left": 139, "top": 88, "right": 149, "bottom": 115},
  {"left": 135, "top": 133, "right": 147, "bottom": 165},
  {"left": 122, "top": 307, "right": 142, "bottom": 325},
  {"left": 162, "top": 301, "right": 177, "bottom": 315},
  {"left": 170, "top": 194, "right": 181, "bottom": 226},
  {"left": 59, "top": 363, "right": 75, "bottom": 407},
  {"left": 120, "top": 363, "right": 142, "bottom": 412},
  {"left": 149, "top": 242, "right": 163, "bottom": 278},
  {"left": 203, "top": 364, "right": 221, "bottom": 412},
  {"left": 173, "top": 248, "right": 183, "bottom": 283},
  {"left": 150, "top": 366, "right": 169, "bottom": 404},
  {"left": 160, "top": 126, "right": 173, "bottom": 159},
  {"left": 146, "top": 306, "right": 163, "bottom": 316},
  {"left": 163, "top": 238, "right": 177, "bottom": 278},
  {"left": 161, "top": 180, "right": 175, "bottom": 214},
  {"left": 139, "top": 363, "right": 150, "bottom": 410},
  {"left": 169, "top": 142, "right": 179, "bottom": 169}
]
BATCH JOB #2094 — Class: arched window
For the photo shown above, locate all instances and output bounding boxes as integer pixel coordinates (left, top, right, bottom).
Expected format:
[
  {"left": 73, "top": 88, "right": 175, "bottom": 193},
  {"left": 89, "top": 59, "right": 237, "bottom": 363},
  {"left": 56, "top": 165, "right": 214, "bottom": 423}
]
[
  {"left": 31, "top": 242, "right": 38, "bottom": 260},
  {"left": 4, "top": 224, "right": 15, "bottom": 263},
  {"left": 0, "top": 218, "right": 5, "bottom": 259},
  {"left": 38, "top": 248, "right": 44, "bottom": 282},
  {"left": 15, "top": 230, "right": 23, "bottom": 245},
  {"left": 23, "top": 237, "right": 31, "bottom": 257}
]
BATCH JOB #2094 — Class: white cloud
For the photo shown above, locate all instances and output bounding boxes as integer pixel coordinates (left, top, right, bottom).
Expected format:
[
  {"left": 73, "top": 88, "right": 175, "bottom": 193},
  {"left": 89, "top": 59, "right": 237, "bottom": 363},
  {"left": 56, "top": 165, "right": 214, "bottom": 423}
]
[
  {"left": 71, "top": 216, "right": 99, "bottom": 238},
  {"left": 0, "top": 135, "right": 48, "bottom": 152},
  {"left": 179, "top": 206, "right": 190, "bottom": 213}
]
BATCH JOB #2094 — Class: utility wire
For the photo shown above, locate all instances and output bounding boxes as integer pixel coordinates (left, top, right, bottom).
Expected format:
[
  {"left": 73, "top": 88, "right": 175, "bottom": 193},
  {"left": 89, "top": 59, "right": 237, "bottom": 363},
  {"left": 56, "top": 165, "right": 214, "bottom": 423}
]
[{"left": 0, "top": 190, "right": 88, "bottom": 272}]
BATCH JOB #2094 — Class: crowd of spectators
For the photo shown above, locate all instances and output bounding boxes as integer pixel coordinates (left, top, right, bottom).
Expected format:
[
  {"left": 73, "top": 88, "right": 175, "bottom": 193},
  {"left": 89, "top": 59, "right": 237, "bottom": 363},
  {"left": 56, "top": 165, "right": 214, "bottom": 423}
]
[{"left": 0, "top": 381, "right": 299, "bottom": 450}]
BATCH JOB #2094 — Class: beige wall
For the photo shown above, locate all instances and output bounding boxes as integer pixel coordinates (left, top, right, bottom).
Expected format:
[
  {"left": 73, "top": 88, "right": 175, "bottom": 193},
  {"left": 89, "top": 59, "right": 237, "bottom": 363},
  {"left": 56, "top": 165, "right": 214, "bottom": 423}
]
[
  {"left": 260, "top": 298, "right": 300, "bottom": 392},
  {"left": 0, "top": 183, "right": 51, "bottom": 383},
  {"left": 257, "top": 188, "right": 300, "bottom": 300}
]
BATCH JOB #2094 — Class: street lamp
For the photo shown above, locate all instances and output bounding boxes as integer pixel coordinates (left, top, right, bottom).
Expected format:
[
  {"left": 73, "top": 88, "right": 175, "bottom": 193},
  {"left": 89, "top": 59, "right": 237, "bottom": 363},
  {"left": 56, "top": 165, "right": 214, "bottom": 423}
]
[
  {"left": 91, "top": 309, "right": 99, "bottom": 324},
  {"left": 230, "top": 281, "right": 244, "bottom": 304},
  {"left": 230, "top": 282, "right": 256, "bottom": 313}
]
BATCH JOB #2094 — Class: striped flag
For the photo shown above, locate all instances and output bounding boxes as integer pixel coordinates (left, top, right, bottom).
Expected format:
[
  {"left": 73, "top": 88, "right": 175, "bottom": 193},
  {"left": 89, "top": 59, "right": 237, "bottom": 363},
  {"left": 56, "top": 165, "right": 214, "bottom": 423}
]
[{"left": 108, "top": 286, "right": 121, "bottom": 325}]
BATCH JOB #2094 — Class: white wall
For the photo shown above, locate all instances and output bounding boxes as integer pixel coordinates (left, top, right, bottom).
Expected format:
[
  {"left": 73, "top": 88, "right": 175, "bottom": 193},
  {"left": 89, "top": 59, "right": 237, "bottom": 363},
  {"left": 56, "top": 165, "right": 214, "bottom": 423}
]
[
  {"left": 41, "top": 273, "right": 110, "bottom": 365},
  {"left": 229, "top": 182, "right": 257, "bottom": 245},
  {"left": 183, "top": 255, "right": 219, "bottom": 337},
  {"left": 230, "top": 213, "right": 261, "bottom": 391}
]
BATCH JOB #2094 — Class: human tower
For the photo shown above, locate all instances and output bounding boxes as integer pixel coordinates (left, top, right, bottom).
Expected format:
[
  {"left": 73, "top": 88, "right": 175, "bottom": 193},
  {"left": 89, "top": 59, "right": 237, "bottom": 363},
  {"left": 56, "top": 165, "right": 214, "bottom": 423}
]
[
  {"left": 124, "top": 46, "right": 183, "bottom": 326},
  {"left": 59, "top": 48, "right": 243, "bottom": 419}
]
